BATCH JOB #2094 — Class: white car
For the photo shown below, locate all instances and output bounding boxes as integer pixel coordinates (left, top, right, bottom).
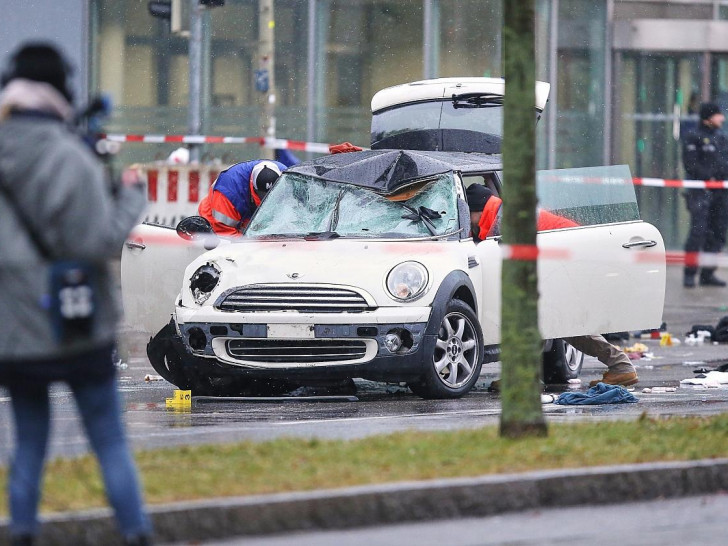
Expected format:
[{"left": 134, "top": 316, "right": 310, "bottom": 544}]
[{"left": 122, "top": 149, "right": 666, "bottom": 398}]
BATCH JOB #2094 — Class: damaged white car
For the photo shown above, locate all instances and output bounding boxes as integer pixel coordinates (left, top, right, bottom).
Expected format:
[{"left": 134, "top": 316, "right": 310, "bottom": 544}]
[{"left": 122, "top": 148, "right": 666, "bottom": 398}]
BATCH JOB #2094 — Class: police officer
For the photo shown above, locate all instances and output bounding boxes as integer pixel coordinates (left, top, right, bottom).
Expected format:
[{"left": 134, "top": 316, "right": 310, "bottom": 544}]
[
  {"left": 198, "top": 159, "right": 286, "bottom": 236},
  {"left": 682, "top": 102, "right": 728, "bottom": 288}
]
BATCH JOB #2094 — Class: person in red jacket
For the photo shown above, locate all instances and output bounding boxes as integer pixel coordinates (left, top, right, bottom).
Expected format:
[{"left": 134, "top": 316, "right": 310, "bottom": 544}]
[
  {"left": 199, "top": 159, "right": 286, "bottom": 236},
  {"left": 465, "top": 183, "right": 638, "bottom": 388},
  {"left": 465, "top": 184, "right": 579, "bottom": 241}
]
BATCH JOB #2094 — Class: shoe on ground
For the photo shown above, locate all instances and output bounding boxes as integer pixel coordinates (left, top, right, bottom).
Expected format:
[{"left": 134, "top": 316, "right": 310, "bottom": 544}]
[
  {"left": 683, "top": 274, "right": 696, "bottom": 288},
  {"left": 589, "top": 370, "right": 638, "bottom": 388},
  {"left": 11, "top": 534, "right": 34, "bottom": 546},
  {"left": 699, "top": 274, "right": 727, "bottom": 287},
  {"left": 489, "top": 379, "right": 501, "bottom": 392}
]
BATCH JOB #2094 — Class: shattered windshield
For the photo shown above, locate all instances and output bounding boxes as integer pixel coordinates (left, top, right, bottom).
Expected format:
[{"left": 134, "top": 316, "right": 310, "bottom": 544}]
[{"left": 245, "top": 172, "right": 460, "bottom": 239}]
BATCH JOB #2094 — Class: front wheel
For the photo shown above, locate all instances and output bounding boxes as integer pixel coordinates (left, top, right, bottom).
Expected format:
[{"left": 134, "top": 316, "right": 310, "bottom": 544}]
[
  {"left": 408, "top": 300, "right": 484, "bottom": 399},
  {"left": 542, "top": 339, "right": 584, "bottom": 384}
]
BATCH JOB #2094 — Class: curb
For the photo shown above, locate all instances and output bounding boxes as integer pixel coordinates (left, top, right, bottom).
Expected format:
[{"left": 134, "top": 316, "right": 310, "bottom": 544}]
[{"left": 2, "top": 458, "right": 728, "bottom": 545}]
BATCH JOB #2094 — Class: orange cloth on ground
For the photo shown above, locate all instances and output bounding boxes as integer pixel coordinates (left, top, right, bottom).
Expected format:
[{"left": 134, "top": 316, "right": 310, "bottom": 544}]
[{"left": 198, "top": 190, "right": 245, "bottom": 237}]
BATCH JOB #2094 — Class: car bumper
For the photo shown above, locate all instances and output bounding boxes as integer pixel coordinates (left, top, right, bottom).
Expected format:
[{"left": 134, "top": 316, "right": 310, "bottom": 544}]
[{"left": 169, "top": 306, "right": 435, "bottom": 382}]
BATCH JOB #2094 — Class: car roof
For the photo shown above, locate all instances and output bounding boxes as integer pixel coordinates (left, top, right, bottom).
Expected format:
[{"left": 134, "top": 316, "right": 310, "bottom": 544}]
[
  {"left": 371, "top": 77, "right": 551, "bottom": 113},
  {"left": 285, "top": 149, "right": 502, "bottom": 194}
]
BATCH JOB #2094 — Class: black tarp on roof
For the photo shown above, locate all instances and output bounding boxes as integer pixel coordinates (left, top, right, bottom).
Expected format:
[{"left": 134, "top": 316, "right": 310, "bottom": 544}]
[{"left": 285, "top": 149, "right": 501, "bottom": 194}]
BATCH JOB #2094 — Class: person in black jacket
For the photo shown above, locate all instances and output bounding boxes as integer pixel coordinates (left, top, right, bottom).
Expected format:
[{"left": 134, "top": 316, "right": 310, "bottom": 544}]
[{"left": 682, "top": 102, "right": 728, "bottom": 288}]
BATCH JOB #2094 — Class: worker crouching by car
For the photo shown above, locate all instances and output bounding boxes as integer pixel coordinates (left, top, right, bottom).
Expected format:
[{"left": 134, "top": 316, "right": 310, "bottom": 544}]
[
  {"left": 466, "top": 183, "right": 639, "bottom": 388},
  {"left": 198, "top": 159, "right": 287, "bottom": 236}
]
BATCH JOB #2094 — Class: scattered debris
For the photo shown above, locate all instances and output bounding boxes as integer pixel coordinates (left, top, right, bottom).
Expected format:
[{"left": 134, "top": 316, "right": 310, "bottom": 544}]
[
  {"left": 685, "top": 330, "right": 712, "bottom": 346},
  {"left": 541, "top": 394, "right": 557, "bottom": 404},
  {"left": 641, "top": 387, "right": 677, "bottom": 394},
  {"left": 144, "top": 374, "right": 164, "bottom": 382},
  {"left": 680, "top": 371, "right": 728, "bottom": 388}
]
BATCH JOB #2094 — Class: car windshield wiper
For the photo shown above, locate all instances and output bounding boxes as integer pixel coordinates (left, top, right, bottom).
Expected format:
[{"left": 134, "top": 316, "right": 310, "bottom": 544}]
[
  {"left": 401, "top": 205, "right": 442, "bottom": 236},
  {"left": 451, "top": 93, "right": 503, "bottom": 109},
  {"left": 327, "top": 189, "right": 346, "bottom": 232},
  {"left": 304, "top": 231, "right": 341, "bottom": 240}
]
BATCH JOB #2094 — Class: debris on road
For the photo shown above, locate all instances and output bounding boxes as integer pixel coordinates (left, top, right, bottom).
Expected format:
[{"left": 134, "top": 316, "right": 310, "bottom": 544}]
[
  {"left": 144, "top": 374, "right": 164, "bottom": 382},
  {"left": 641, "top": 387, "right": 677, "bottom": 393},
  {"left": 680, "top": 371, "right": 728, "bottom": 388}
]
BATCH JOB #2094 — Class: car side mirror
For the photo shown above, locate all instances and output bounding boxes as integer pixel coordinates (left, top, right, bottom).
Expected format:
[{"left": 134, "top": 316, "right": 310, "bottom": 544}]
[{"left": 176, "top": 216, "right": 219, "bottom": 249}]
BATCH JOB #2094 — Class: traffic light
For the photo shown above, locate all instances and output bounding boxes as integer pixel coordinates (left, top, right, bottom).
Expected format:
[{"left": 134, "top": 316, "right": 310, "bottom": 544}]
[
  {"left": 149, "top": 0, "right": 225, "bottom": 34},
  {"left": 148, "top": 0, "right": 172, "bottom": 20}
]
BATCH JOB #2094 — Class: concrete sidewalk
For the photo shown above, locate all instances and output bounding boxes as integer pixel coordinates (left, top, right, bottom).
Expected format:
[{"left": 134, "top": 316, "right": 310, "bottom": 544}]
[{"left": 2, "top": 457, "right": 728, "bottom": 546}]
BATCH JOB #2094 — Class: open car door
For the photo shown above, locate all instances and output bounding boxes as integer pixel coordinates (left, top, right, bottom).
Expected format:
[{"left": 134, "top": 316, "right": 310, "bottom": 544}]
[
  {"left": 121, "top": 223, "right": 211, "bottom": 336},
  {"left": 475, "top": 165, "right": 666, "bottom": 341}
]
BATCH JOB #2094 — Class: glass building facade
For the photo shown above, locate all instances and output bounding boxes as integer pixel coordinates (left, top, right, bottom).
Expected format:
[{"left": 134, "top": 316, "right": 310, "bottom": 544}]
[
  {"left": 7, "top": 0, "right": 728, "bottom": 247},
  {"left": 89, "top": 0, "right": 608, "bottom": 172}
]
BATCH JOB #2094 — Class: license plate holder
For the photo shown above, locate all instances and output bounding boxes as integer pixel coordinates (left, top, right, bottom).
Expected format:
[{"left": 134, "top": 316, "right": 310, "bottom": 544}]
[{"left": 267, "top": 323, "right": 315, "bottom": 339}]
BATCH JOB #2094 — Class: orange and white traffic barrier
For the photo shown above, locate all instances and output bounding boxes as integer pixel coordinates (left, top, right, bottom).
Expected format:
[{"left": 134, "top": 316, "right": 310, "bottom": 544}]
[{"left": 140, "top": 166, "right": 219, "bottom": 226}]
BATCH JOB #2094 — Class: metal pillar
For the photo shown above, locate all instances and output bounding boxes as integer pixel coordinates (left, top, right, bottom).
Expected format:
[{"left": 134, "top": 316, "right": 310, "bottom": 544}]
[
  {"left": 306, "top": 0, "right": 329, "bottom": 153},
  {"left": 306, "top": 0, "right": 317, "bottom": 150},
  {"left": 188, "top": 0, "right": 204, "bottom": 163},
  {"left": 258, "top": 0, "right": 276, "bottom": 159},
  {"left": 604, "top": 0, "right": 614, "bottom": 164},
  {"left": 423, "top": 0, "right": 440, "bottom": 79},
  {"left": 546, "top": 0, "right": 558, "bottom": 169}
]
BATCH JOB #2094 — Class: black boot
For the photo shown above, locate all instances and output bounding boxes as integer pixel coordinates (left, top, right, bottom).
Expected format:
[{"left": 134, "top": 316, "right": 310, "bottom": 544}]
[
  {"left": 683, "top": 271, "right": 696, "bottom": 288},
  {"left": 11, "top": 534, "right": 34, "bottom": 546},
  {"left": 699, "top": 270, "right": 726, "bottom": 287},
  {"left": 124, "top": 535, "right": 153, "bottom": 546}
]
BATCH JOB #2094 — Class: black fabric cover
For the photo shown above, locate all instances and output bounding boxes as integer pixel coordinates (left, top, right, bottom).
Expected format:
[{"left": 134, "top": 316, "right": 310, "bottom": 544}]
[{"left": 286, "top": 149, "right": 500, "bottom": 194}]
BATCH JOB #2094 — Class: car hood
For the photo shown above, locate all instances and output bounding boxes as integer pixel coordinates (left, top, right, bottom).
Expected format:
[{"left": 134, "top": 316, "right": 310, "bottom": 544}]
[{"left": 180, "top": 238, "right": 468, "bottom": 308}]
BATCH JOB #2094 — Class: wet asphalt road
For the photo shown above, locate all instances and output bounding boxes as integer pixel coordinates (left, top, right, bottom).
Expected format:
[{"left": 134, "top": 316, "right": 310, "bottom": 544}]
[{"left": 1, "top": 267, "right": 728, "bottom": 462}]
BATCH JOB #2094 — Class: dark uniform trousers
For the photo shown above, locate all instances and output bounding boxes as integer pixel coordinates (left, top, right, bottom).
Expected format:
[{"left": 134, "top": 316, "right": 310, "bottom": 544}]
[
  {"left": 682, "top": 124, "right": 728, "bottom": 279},
  {"left": 684, "top": 189, "right": 728, "bottom": 277}
]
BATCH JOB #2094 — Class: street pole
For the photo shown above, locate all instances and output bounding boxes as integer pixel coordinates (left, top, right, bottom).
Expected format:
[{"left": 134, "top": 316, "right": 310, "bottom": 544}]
[
  {"left": 423, "top": 0, "right": 440, "bottom": 79},
  {"left": 188, "top": 0, "right": 203, "bottom": 163},
  {"left": 258, "top": 0, "right": 276, "bottom": 160},
  {"left": 499, "top": 0, "right": 546, "bottom": 438}
]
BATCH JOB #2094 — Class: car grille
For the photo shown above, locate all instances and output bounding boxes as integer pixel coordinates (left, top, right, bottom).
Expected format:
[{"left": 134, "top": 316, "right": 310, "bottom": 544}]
[
  {"left": 216, "top": 284, "right": 374, "bottom": 313},
  {"left": 226, "top": 339, "right": 368, "bottom": 363}
]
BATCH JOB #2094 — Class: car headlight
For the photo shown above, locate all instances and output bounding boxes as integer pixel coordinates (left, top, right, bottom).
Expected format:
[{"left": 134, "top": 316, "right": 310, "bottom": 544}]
[
  {"left": 190, "top": 263, "right": 221, "bottom": 305},
  {"left": 386, "top": 261, "right": 428, "bottom": 302}
]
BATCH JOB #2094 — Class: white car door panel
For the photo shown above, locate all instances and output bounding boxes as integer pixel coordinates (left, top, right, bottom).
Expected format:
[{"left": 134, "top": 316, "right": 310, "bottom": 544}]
[
  {"left": 474, "top": 221, "right": 665, "bottom": 342},
  {"left": 121, "top": 223, "right": 209, "bottom": 335},
  {"left": 538, "top": 221, "right": 665, "bottom": 339}
]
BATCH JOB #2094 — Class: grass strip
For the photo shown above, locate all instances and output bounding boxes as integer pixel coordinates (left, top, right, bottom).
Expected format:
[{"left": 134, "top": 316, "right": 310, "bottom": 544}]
[{"left": 1, "top": 412, "right": 728, "bottom": 516}]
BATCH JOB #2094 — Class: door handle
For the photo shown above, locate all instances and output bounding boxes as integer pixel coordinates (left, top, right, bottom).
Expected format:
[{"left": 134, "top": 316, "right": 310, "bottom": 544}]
[
  {"left": 622, "top": 240, "right": 657, "bottom": 249},
  {"left": 125, "top": 240, "right": 146, "bottom": 250}
]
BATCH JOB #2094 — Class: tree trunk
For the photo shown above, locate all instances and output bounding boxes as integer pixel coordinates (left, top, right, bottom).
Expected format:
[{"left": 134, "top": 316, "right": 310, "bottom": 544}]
[{"left": 499, "top": 0, "right": 547, "bottom": 438}]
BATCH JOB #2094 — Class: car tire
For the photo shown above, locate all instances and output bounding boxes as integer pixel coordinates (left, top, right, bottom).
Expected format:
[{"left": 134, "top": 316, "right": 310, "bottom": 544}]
[
  {"left": 542, "top": 339, "right": 584, "bottom": 384},
  {"left": 408, "top": 299, "right": 484, "bottom": 399}
]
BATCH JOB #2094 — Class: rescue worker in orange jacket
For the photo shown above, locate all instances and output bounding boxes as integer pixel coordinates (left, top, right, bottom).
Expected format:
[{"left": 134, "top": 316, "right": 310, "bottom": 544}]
[
  {"left": 465, "top": 184, "right": 579, "bottom": 241},
  {"left": 464, "top": 183, "right": 639, "bottom": 387},
  {"left": 199, "top": 159, "right": 286, "bottom": 236}
]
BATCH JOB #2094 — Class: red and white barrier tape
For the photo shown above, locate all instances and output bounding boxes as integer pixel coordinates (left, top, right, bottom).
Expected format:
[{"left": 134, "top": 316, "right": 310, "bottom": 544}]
[
  {"left": 633, "top": 177, "right": 728, "bottom": 190},
  {"left": 540, "top": 174, "right": 728, "bottom": 189},
  {"left": 101, "top": 134, "right": 338, "bottom": 154}
]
